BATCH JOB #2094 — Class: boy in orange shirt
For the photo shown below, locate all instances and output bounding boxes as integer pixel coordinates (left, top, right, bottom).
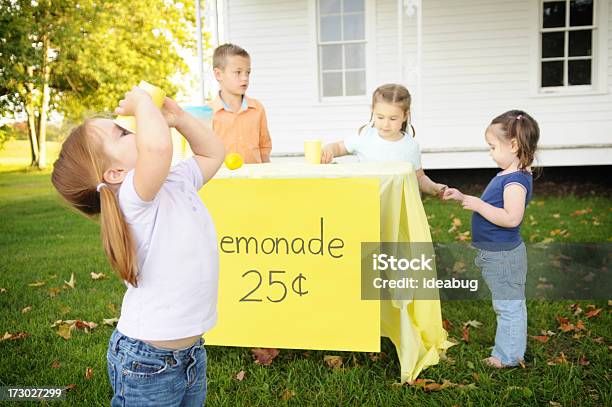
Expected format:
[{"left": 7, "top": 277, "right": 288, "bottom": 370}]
[{"left": 210, "top": 43, "right": 272, "bottom": 163}]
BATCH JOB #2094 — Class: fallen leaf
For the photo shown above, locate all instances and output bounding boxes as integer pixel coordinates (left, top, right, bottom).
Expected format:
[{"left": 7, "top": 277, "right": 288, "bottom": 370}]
[
  {"left": 593, "top": 337, "right": 604, "bottom": 344},
  {"left": 443, "top": 319, "right": 453, "bottom": 331},
  {"left": 103, "top": 318, "right": 119, "bottom": 327},
  {"left": 570, "top": 209, "right": 592, "bottom": 216},
  {"left": 51, "top": 360, "right": 61, "bottom": 369},
  {"left": 552, "top": 213, "right": 560, "bottom": 219},
  {"left": 578, "top": 357, "right": 590, "bottom": 366},
  {"left": 549, "top": 401, "right": 562, "bottom": 407},
  {"left": 85, "top": 367, "right": 93, "bottom": 380},
  {"left": 251, "top": 348, "right": 279, "bottom": 366},
  {"left": 1, "top": 331, "right": 30, "bottom": 341},
  {"left": 281, "top": 389, "right": 296, "bottom": 401},
  {"left": 462, "top": 326, "right": 470, "bottom": 342},
  {"left": 452, "top": 218, "right": 462, "bottom": 227},
  {"left": 455, "top": 231, "right": 470, "bottom": 241},
  {"left": 452, "top": 261, "right": 466, "bottom": 274},
  {"left": 75, "top": 320, "right": 98, "bottom": 333},
  {"left": 575, "top": 320, "right": 585, "bottom": 331},
  {"left": 48, "top": 287, "right": 62, "bottom": 297},
  {"left": 323, "top": 355, "right": 343, "bottom": 369},
  {"left": 235, "top": 370, "right": 246, "bottom": 381},
  {"left": 367, "top": 352, "right": 386, "bottom": 362},
  {"left": 63, "top": 384, "right": 76, "bottom": 393},
  {"left": 463, "top": 320, "right": 483, "bottom": 329},
  {"left": 519, "top": 360, "right": 526, "bottom": 369},
  {"left": 90, "top": 272, "right": 107, "bottom": 280},
  {"left": 547, "top": 352, "right": 568, "bottom": 366},
  {"left": 585, "top": 308, "right": 602, "bottom": 319},
  {"left": 530, "top": 335, "right": 550, "bottom": 343},
  {"left": 0, "top": 288, "right": 6, "bottom": 293},
  {"left": 570, "top": 303, "right": 583, "bottom": 316},
  {"left": 28, "top": 281, "right": 45, "bottom": 287},
  {"left": 57, "top": 323, "right": 75, "bottom": 340},
  {"left": 411, "top": 378, "right": 456, "bottom": 392},
  {"left": 64, "top": 273, "right": 76, "bottom": 289},
  {"left": 21, "top": 306, "right": 32, "bottom": 314}
]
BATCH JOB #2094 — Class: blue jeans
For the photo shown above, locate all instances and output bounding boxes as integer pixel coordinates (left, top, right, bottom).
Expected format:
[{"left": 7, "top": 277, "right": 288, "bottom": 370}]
[
  {"left": 475, "top": 242, "right": 527, "bottom": 366},
  {"left": 107, "top": 329, "right": 207, "bottom": 407}
]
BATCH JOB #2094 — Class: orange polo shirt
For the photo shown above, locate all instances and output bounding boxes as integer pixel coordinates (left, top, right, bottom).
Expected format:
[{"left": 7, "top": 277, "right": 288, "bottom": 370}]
[{"left": 209, "top": 95, "right": 272, "bottom": 164}]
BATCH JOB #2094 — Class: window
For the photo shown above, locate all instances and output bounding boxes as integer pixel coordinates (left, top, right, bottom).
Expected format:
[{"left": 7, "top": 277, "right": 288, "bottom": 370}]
[
  {"left": 540, "top": 0, "right": 595, "bottom": 88},
  {"left": 317, "top": 0, "right": 366, "bottom": 98}
]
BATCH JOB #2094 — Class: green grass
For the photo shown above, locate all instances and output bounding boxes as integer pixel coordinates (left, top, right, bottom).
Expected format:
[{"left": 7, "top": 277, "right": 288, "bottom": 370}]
[{"left": 0, "top": 163, "right": 610, "bottom": 406}]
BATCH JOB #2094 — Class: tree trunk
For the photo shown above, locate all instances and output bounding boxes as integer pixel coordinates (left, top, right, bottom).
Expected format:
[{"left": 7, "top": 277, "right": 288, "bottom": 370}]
[
  {"left": 25, "top": 67, "right": 39, "bottom": 168},
  {"left": 38, "top": 35, "right": 51, "bottom": 169}
]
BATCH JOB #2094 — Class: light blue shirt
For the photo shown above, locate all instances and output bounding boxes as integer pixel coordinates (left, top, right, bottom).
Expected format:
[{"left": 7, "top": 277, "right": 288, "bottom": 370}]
[
  {"left": 343, "top": 125, "right": 422, "bottom": 170},
  {"left": 219, "top": 91, "right": 248, "bottom": 113}
]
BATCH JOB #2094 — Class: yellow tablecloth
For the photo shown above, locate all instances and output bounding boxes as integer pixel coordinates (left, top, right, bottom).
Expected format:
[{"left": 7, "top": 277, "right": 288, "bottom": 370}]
[{"left": 214, "top": 162, "right": 453, "bottom": 382}]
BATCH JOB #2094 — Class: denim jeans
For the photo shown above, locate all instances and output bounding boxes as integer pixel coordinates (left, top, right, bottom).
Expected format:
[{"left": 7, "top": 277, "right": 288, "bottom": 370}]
[
  {"left": 475, "top": 242, "right": 527, "bottom": 366},
  {"left": 107, "top": 329, "right": 207, "bottom": 407}
]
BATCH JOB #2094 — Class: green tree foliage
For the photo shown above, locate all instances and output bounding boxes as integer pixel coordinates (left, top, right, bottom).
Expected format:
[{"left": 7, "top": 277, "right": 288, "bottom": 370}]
[{"left": 0, "top": 0, "right": 200, "bottom": 168}]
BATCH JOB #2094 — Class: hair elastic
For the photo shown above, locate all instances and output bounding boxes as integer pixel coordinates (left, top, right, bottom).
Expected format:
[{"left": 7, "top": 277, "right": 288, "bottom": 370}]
[
  {"left": 96, "top": 183, "right": 108, "bottom": 192},
  {"left": 516, "top": 115, "right": 523, "bottom": 120}
]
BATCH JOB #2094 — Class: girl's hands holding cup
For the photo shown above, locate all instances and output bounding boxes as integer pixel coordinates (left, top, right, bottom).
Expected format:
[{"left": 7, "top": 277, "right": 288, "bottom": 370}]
[
  {"left": 160, "top": 97, "right": 184, "bottom": 128},
  {"left": 114, "top": 86, "right": 155, "bottom": 116}
]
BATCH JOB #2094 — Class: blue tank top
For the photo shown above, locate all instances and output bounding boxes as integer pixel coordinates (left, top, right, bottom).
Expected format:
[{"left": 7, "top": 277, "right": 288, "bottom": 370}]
[{"left": 471, "top": 170, "right": 533, "bottom": 251}]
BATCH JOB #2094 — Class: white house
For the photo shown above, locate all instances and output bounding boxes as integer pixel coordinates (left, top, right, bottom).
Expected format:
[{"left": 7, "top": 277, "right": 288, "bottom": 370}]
[{"left": 204, "top": 0, "right": 612, "bottom": 169}]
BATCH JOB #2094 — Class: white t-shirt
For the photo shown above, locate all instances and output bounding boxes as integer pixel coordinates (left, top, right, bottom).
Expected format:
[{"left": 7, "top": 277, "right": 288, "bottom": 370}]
[
  {"left": 343, "top": 125, "right": 422, "bottom": 170},
  {"left": 116, "top": 158, "right": 219, "bottom": 340}
]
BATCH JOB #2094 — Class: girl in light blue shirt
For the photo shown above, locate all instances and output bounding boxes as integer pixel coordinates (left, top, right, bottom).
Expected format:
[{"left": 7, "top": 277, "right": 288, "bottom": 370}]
[{"left": 321, "top": 83, "right": 447, "bottom": 197}]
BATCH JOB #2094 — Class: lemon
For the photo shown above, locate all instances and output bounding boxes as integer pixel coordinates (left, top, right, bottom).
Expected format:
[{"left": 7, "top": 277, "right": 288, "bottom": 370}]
[{"left": 224, "top": 153, "right": 244, "bottom": 170}]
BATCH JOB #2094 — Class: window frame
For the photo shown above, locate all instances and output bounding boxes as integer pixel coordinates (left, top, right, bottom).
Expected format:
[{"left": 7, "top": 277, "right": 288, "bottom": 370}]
[
  {"left": 531, "top": 0, "right": 609, "bottom": 96},
  {"left": 311, "top": 0, "right": 375, "bottom": 104}
]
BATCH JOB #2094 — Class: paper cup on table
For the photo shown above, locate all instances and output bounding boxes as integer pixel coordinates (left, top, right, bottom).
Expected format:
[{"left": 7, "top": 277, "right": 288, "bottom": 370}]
[
  {"left": 304, "top": 140, "right": 322, "bottom": 164},
  {"left": 114, "top": 80, "right": 166, "bottom": 133}
]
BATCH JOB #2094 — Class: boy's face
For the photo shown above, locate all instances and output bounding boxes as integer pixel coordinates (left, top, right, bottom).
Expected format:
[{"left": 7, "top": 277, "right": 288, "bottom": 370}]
[{"left": 214, "top": 55, "right": 251, "bottom": 96}]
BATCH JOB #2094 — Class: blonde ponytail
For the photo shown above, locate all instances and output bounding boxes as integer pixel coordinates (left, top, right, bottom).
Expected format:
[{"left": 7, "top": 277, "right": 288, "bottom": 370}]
[
  {"left": 99, "top": 187, "right": 138, "bottom": 286},
  {"left": 51, "top": 120, "right": 139, "bottom": 286}
]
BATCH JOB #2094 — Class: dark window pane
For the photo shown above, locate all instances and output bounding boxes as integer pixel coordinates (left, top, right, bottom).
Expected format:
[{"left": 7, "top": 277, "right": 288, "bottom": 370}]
[
  {"left": 322, "top": 72, "right": 343, "bottom": 97},
  {"left": 570, "top": 0, "right": 593, "bottom": 26},
  {"left": 542, "top": 32, "right": 565, "bottom": 58},
  {"left": 344, "top": 0, "right": 364, "bottom": 13},
  {"left": 568, "top": 59, "right": 591, "bottom": 85},
  {"left": 320, "top": 0, "right": 341, "bottom": 15},
  {"left": 345, "top": 70, "right": 366, "bottom": 96},
  {"left": 569, "top": 30, "right": 591, "bottom": 56},
  {"left": 320, "top": 45, "right": 342, "bottom": 70},
  {"left": 543, "top": 1, "right": 566, "bottom": 28},
  {"left": 542, "top": 61, "right": 564, "bottom": 87},
  {"left": 344, "top": 43, "right": 365, "bottom": 69},
  {"left": 343, "top": 13, "right": 365, "bottom": 40},
  {"left": 321, "top": 15, "right": 341, "bottom": 41}
]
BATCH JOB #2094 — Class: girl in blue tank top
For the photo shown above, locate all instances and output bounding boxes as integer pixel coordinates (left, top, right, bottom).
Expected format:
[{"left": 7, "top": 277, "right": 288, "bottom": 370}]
[{"left": 443, "top": 110, "right": 540, "bottom": 368}]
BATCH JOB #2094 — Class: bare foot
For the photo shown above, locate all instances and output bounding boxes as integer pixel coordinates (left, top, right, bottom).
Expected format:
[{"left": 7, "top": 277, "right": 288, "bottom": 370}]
[{"left": 482, "top": 356, "right": 504, "bottom": 368}]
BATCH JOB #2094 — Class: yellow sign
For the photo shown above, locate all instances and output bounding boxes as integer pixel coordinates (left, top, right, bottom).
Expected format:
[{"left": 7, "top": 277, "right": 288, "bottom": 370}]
[{"left": 200, "top": 178, "right": 380, "bottom": 351}]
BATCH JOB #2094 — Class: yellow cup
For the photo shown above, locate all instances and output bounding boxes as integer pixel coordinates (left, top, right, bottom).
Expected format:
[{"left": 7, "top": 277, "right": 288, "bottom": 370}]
[
  {"left": 115, "top": 81, "right": 166, "bottom": 133},
  {"left": 304, "top": 140, "right": 322, "bottom": 164}
]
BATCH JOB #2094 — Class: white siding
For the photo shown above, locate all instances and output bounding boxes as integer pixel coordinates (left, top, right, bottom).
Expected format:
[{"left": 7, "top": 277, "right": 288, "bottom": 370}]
[{"left": 223, "top": 0, "right": 612, "bottom": 168}]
